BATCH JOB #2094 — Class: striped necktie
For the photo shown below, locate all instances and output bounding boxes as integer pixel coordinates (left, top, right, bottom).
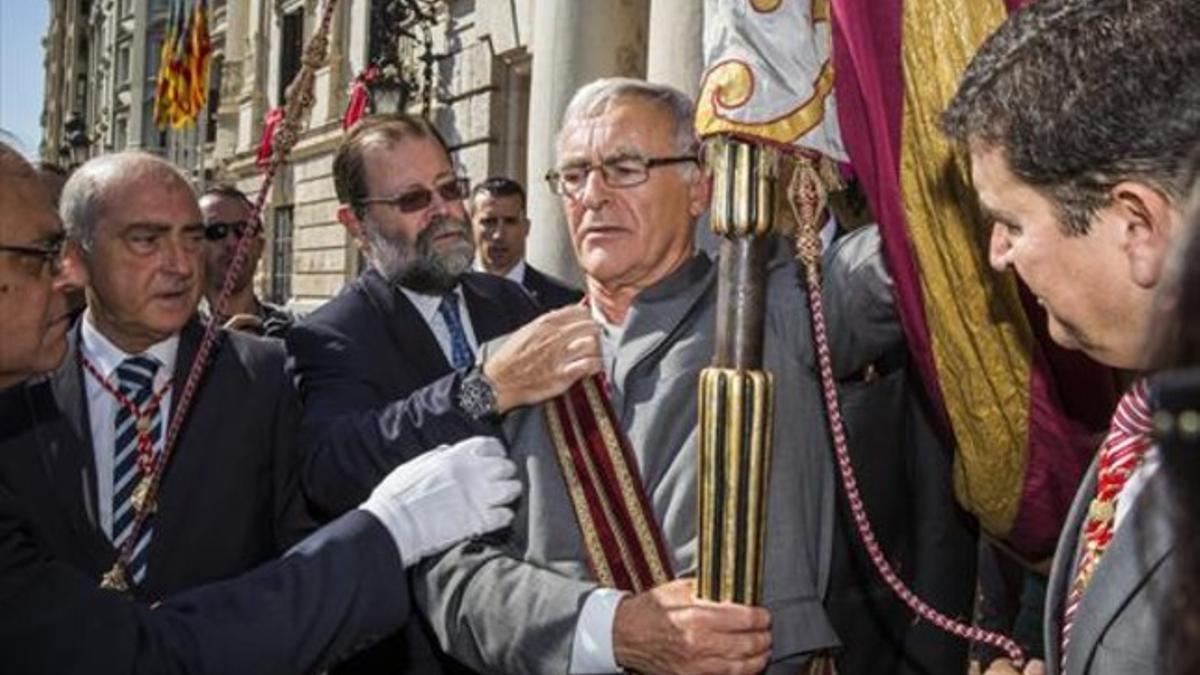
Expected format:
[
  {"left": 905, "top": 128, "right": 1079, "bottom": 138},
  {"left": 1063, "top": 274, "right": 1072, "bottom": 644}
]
[
  {"left": 437, "top": 292, "right": 474, "bottom": 370},
  {"left": 1060, "top": 378, "right": 1152, "bottom": 671},
  {"left": 112, "top": 354, "right": 162, "bottom": 586}
]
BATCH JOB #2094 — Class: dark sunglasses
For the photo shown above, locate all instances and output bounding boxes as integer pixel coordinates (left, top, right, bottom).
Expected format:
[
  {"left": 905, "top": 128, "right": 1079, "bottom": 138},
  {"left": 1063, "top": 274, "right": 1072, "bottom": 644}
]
[
  {"left": 204, "top": 220, "right": 254, "bottom": 242},
  {"left": 357, "top": 177, "right": 471, "bottom": 214}
]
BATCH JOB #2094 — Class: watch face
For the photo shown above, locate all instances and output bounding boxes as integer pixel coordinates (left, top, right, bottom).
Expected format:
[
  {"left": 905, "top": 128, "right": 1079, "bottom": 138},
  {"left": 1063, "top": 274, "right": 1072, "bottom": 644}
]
[{"left": 460, "top": 372, "right": 497, "bottom": 419}]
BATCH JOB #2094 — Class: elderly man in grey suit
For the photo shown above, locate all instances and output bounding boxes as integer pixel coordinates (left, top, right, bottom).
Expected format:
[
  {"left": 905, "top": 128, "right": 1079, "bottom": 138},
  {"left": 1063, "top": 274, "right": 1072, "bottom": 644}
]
[
  {"left": 417, "top": 77, "right": 938, "bottom": 674},
  {"left": 943, "top": 0, "right": 1200, "bottom": 673}
]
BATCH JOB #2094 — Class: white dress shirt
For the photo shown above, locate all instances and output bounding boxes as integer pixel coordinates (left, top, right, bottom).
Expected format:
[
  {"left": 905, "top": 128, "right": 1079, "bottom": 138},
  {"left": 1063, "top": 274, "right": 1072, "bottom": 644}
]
[
  {"left": 399, "top": 285, "right": 480, "bottom": 366},
  {"left": 474, "top": 257, "right": 528, "bottom": 286},
  {"left": 80, "top": 312, "right": 178, "bottom": 541}
]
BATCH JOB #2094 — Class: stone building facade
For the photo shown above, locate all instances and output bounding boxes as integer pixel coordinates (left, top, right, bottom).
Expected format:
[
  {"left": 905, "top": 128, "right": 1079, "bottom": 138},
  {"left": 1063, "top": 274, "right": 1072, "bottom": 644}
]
[
  {"left": 41, "top": 0, "right": 703, "bottom": 310},
  {"left": 41, "top": 0, "right": 226, "bottom": 174}
]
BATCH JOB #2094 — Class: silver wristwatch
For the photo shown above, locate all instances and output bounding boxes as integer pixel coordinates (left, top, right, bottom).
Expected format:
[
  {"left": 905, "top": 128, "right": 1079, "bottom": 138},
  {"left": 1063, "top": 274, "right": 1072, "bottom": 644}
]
[{"left": 458, "top": 366, "right": 499, "bottom": 421}]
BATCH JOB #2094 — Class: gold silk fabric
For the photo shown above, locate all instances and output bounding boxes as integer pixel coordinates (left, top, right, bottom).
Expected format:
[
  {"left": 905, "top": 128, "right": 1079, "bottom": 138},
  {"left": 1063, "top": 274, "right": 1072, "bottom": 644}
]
[{"left": 899, "top": 0, "right": 1034, "bottom": 538}]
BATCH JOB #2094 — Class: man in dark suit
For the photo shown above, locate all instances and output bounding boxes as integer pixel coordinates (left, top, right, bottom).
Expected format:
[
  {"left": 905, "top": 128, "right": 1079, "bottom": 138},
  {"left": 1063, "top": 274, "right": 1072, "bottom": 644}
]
[
  {"left": 0, "top": 140, "right": 522, "bottom": 673},
  {"left": 0, "top": 150, "right": 312, "bottom": 599},
  {"left": 943, "top": 1, "right": 1200, "bottom": 672},
  {"left": 286, "top": 113, "right": 602, "bottom": 673},
  {"left": 469, "top": 176, "right": 583, "bottom": 309}
]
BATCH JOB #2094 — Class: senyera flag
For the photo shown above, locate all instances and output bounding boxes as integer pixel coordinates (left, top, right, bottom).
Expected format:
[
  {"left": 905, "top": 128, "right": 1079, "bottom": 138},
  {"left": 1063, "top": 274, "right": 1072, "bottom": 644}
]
[{"left": 697, "top": 0, "right": 1115, "bottom": 563}]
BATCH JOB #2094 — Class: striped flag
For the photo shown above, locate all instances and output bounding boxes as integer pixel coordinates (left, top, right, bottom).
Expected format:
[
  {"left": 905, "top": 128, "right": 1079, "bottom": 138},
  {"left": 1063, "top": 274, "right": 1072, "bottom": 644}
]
[
  {"left": 187, "top": 0, "right": 212, "bottom": 118},
  {"left": 152, "top": 0, "right": 184, "bottom": 128}
]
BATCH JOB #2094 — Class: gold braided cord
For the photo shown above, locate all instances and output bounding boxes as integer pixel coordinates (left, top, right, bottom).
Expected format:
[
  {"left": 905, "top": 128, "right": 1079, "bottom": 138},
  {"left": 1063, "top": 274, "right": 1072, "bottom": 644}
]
[{"left": 899, "top": 0, "right": 1031, "bottom": 538}]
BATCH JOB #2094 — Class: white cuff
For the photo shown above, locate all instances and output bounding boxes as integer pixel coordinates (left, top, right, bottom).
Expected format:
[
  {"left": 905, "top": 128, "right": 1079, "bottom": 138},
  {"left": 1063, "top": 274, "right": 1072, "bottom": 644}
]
[{"left": 569, "top": 588, "right": 627, "bottom": 673}]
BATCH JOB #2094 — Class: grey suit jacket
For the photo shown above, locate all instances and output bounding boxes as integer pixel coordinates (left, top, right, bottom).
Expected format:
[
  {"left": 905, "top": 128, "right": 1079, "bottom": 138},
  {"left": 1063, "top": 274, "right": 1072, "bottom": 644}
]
[
  {"left": 1044, "top": 456, "right": 1176, "bottom": 675},
  {"left": 417, "top": 246, "right": 843, "bottom": 674}
]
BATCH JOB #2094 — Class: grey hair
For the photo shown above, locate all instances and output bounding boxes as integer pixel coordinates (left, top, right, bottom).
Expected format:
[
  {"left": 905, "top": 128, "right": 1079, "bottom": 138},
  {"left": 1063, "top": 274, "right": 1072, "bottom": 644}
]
[
  {"left": 557, "top": 78, "right": 699, "bottom": 160},
  {"left": 942, "top": 0, "right": 1200, "bottom": 236},
  {"left": 60, "top": 151, "right": 194, "bottom": 250}
]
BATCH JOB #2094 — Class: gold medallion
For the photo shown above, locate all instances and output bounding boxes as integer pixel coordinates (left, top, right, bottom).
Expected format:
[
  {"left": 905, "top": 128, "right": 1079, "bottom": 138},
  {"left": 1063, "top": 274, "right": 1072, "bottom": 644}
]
[
  {"left": 99, "top": 564, "right": 128, "bottom": 592},
  {"left": 1088, "top": 498, "right": 1115, "bottom": 524},
  {"left": 131, "top": 476, "right": 157, "bottom": 516},
  {"left": 136, "top": 414, "right": 154, "bottom": 434}
]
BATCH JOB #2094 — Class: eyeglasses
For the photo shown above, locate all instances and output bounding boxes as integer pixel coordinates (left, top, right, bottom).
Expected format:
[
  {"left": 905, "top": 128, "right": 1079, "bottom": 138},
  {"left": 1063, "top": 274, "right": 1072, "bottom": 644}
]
[
  {"left": 357, "top": 177, "right": 471, "bottom": 214},
  {"left": 204, "top": 220, "right": 255, "bottom": 242},
  {"left": 0, "top": 232, "right": 67, "bottom": 276},
  {"left": 545, "top": 155, "right": 699, "bottom": 197}
]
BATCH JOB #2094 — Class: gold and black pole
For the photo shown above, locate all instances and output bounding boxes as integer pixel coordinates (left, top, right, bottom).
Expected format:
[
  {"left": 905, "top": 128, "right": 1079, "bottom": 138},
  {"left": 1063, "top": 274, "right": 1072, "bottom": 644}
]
[{"left": 697, "top": 136, "right": 778, "bottom": 605}]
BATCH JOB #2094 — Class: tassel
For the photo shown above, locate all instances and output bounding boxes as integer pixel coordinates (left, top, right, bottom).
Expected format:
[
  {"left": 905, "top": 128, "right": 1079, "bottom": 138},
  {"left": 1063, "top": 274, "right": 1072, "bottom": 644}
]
[
  {"left": 343, "top": 65, "right": 378, "bottom": 130},
  {"left": 256, "top": 107, "right": 285, "bottom": 169}
]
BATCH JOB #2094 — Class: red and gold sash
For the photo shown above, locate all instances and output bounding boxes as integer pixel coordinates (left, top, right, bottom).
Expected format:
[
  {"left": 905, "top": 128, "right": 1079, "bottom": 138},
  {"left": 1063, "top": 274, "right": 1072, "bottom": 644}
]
[{"left": 543, "top": 373, "right": 674, "bottom": 592}]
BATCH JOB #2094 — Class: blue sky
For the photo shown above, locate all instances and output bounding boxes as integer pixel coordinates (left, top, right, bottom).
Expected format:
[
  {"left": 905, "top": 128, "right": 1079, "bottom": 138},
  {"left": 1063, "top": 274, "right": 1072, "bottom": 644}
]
[{"left": 0, "top": 0, "right": 49, "bottom": 158}]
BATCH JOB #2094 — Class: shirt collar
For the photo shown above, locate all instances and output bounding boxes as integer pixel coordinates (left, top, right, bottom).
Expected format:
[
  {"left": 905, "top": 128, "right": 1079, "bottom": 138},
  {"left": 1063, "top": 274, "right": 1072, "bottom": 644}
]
[
  {"left": 80, "top": 308, "right": 180, "bottom": 379},
  {"left": 399, "top": 284, "right": 465, "bottom": 324},
  {"left": 504, "top": 259, "right": 527, "bottom": 284},
  {"left": 473, "top": 258, "right": 527, "bottom": 285}
]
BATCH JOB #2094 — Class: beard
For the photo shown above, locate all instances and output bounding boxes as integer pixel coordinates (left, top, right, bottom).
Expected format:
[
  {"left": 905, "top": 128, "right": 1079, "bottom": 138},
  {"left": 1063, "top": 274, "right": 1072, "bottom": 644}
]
[{"left": 366, "top": 214, "right": 475, "bottom": 294}]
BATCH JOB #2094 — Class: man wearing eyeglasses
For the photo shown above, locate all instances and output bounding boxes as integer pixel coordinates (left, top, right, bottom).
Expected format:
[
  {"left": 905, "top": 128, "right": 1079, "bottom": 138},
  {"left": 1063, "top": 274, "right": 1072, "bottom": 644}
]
[
  {"left": 199, "top": 184, "right": 295, "bottom": 338},
  {"left": 0, "top": 150, "right": 322, "bottom": 612},
  {"left": 286, "top": 113, "right": 603, "bottom": 674},
  {"left": 0, "top": 139, "right": 526, "bottom": 674},
  {"left": 469, "top": 176, "right": 583, "bottom": 310},
  {"left": 414, "top": 78, "right": 895, "bottom": 674}
]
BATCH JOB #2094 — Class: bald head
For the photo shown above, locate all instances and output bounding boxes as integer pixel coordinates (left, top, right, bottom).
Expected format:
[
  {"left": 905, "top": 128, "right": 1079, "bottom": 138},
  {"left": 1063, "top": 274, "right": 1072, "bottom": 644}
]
[
  {"left": 60, "top": 151, "right": 194, "bottom": 250},
  {"left": 0, "top": 143, "right": 55, "bottom": 248}
]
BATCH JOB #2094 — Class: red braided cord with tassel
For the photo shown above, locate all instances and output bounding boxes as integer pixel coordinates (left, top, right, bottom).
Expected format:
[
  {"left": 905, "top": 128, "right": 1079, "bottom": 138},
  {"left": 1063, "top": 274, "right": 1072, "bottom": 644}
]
[{"left": 789, "top": 157, "right": 1026, "bottom": 667}]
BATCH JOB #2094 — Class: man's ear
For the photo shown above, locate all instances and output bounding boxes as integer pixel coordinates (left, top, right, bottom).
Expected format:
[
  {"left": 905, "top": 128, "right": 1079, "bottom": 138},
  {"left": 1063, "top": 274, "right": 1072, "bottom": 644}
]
[
  {"left": 688, "top": 169, "right": 712, "bottom": 219},
  {"left": 337, "top": 204, "right": 368, "bottom": 249},
  {"left": 1111, "top": 181, "right": 1179, "bottom": 289}
]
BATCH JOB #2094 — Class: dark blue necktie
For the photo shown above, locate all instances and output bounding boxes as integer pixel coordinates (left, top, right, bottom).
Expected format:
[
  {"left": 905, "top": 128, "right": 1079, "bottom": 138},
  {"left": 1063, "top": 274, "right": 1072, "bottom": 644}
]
[
  {"left": 437, "top": 293, "right": 474, "bottom": 369},
  {"left": 112, "top": 355, "right": 162, "bottom": 586}
]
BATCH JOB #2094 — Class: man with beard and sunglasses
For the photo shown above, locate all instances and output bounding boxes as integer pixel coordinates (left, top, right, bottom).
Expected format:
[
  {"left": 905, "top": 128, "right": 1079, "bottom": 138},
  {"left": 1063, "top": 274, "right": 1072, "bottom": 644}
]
[
  {"left": 199, "top": 184, "right": 296, "bottom": 338},
  {"left": 285, "top": 113, "right": 602, "bottom": 674}
]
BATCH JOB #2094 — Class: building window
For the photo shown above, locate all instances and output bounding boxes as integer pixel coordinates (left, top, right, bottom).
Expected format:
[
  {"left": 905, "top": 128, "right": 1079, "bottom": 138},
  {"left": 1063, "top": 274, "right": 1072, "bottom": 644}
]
[
  {"left": 117, "top": 43, "right": 132, "bottom": 84},
  {"left": 270, "top": 206, "right": 294, "bottom": 304},
  {"left": 205, "top": 55, "right": 222, "bottom": 143},
  {"left": 278, "top": 8, "right": 305, "bottom": 105},
  {"left": 114, "top": 116, "right": 129, "bottom": 150}
]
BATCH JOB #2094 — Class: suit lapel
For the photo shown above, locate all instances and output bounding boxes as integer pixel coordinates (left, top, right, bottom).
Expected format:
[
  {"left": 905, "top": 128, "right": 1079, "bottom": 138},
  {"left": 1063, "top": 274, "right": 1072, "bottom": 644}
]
[
  {"left": 47, "top": 324, "right": 117, "bottom": 569},
  {"left": 521, "top": 266, "right": 547, "bottom": 304},
  {"left": 613, "top": 254, "right": 715, "bottom": 401},
  {"left": 1065, "top": 470, "right": 1176, "bottom": 672},
  {"left": 150, "top": 321, "right": 207, "bottom": 572},
  {"left": 463, "top": 272, "right": 518, "bottom": 342},
  {"left": 360, "top": 269, "right": 451, "bottom": 382},
  {"left": 1045, "top": 457, "right": 1098, "bottom": 672}
]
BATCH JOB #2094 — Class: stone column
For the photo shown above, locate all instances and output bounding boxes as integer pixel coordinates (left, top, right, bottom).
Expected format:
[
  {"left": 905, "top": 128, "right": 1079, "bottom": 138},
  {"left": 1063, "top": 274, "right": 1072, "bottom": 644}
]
[
  {"left": 524, "top": 0, "right": 649, "bottom": 287},
  {"left": 647, "top": 0, "right": 704, "bottom": 98}
]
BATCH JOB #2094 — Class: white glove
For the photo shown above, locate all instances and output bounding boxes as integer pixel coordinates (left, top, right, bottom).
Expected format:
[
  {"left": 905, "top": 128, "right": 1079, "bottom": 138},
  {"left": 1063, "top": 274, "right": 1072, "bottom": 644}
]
[{"left": 359, "top": 436, "right": 521, "bottom": 567}]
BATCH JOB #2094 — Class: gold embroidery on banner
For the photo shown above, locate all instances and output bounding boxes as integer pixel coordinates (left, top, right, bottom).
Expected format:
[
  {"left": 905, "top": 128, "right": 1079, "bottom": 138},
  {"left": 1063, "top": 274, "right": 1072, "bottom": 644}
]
[
  {"left": 750, "top": 0, "right": 783, "bottom": 13},
  {"left": 812, "top": 0, "right": 830, "bottom": 23},
  {"left": 561, "top": 389, "right": 646, "bottom": 591},
  {"left": 581, "top": 380, "right": 673, "bottom": 586},
  {"left": 696, "top": 59, "right": 836, "bottom": 146},
  {"left": 544, "top": 402, "right": 615, "bottom": 588}
]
